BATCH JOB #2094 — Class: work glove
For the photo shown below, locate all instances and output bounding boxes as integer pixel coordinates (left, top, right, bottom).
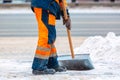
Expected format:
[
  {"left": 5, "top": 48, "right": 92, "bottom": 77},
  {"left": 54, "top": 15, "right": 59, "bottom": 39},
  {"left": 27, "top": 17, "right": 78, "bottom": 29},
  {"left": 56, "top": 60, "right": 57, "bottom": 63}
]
[
  {"left": 61, "top": 9, "right": 71, "bottom": 30},
  {"left": 63, "top": 16, "right": 71, "bottom": 30}
]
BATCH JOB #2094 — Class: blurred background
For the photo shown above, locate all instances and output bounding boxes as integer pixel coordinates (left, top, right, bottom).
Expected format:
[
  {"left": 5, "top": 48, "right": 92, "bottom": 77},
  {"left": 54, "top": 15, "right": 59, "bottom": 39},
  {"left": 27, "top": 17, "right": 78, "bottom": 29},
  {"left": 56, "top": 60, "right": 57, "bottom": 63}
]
[
  {"left": 0, "top": 0, "right": 119, "bottom": 3},
  {"left": 0, "top": 1, "right": 120, "bottom": 80},
  {"left": 0, "top": 0, "right": 120, "bottom": 37},
  {"left": 0, "top": 0, "right": 120, "bottom": 59}
]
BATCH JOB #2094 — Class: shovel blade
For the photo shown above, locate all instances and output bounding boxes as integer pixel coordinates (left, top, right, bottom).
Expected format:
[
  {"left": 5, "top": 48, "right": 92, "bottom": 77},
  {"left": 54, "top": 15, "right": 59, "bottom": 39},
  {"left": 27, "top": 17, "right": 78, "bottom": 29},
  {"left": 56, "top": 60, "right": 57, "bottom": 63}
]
[{"left": 58, "top": 54, "right": 94, "bottom": 70}]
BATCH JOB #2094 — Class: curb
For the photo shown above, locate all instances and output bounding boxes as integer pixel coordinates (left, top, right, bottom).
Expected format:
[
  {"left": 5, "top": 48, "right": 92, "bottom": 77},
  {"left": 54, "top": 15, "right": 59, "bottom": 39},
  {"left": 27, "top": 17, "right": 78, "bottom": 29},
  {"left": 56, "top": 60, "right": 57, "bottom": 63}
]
[
  {"left": 0, "top": 3, "right": 30, "bottom": 9},
  {"left": 69, "top": 2, "right": 120, "bottom": 7},
  {"left": 0, "top": 2, "right": 120, "bottom": 9}
]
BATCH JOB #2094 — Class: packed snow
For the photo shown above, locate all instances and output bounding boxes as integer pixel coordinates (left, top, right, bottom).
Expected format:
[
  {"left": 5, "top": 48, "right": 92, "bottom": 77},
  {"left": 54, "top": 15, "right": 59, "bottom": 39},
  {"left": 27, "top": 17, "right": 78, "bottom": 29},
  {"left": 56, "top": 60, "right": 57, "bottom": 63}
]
[{"left": 0, "top": 32, "right": 120, "bottom": 80}]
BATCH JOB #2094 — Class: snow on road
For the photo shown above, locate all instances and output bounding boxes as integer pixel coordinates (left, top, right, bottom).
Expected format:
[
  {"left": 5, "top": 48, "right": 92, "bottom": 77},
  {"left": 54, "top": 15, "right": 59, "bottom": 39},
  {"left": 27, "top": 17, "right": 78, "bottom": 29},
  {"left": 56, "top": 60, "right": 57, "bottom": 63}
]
[{"left": 0, "top": 32, "right": 120, "bottom": 80}]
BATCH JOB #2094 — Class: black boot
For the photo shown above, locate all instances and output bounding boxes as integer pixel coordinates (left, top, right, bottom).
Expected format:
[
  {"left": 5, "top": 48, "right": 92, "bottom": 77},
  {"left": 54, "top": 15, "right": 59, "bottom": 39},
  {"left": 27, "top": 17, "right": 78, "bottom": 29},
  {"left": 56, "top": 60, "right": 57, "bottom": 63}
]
[
  {"left": 32, "top": 57, "right": 56, "bottom": 75},
  {"left": 32, "top": 69, "right": 55, "bottom": 75},
  {"left": 54, "top": 66, "right": 67, "bottom": 72},
  {"left": 47, "top": 56, "right": 67, "bottom": 72}
]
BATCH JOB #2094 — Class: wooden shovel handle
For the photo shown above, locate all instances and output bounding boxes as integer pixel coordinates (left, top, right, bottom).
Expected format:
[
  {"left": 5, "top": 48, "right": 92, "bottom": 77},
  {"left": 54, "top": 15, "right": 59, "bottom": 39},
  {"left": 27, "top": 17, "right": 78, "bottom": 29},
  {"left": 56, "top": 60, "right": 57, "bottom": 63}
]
[
  {"left": 67, "top": 29, "right": 75, "bottom": 59},
  {"left": 61, "top": 0, "right": 75, "bottom": 58}
]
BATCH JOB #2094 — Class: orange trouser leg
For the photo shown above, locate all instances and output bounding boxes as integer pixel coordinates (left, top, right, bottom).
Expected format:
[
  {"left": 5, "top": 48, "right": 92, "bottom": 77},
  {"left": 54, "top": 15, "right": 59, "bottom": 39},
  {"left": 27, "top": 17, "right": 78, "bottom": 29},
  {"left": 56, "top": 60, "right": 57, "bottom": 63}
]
[
  {"left": 34, "top": 8, "right": 51, "bottom": 59},
  {"left": 33, "top": 8, "right": 59, "bottom": 69},
  {"left": 50, "top": 44, "right": 57, "bottom": 57}
]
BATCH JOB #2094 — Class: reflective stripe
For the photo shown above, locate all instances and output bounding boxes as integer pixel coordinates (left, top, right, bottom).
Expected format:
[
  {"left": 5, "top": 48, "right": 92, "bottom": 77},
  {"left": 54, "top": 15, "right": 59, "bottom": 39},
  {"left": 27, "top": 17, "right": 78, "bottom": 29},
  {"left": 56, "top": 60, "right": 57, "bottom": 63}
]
[
  {"left": 51, "top": 47, "right": 56, "bottom": 53},
  {"left": 51, "top": 44, "right": 55, "bottom": 48},
  {"left": 35, "top": 45, "right": 57, "bottom": 58},
  {"left": 35, "top": 54, "right": 49, "bottom": 59},
  {"left": 35, "top": 50, "right": 50, "bottom": 59},
  {"left": 50, "top": 44, "right": 57, "bottom": 57},
  {"left": 37, "top": 46, "right": 50, "bottom": 52},
  {"left": 50, "top": 52, "right": 57, "bottom": 57}
]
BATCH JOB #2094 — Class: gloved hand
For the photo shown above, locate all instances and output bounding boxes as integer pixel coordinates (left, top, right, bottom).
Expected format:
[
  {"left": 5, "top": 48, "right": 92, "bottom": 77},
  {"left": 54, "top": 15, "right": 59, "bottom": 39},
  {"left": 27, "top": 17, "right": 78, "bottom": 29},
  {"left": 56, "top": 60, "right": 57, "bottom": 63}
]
[
  {"left": 63, "top": 17, "right": 71, "bottom": 30},
  {"left": 65, "top": 17, "right": 71, "bottom": 30}
]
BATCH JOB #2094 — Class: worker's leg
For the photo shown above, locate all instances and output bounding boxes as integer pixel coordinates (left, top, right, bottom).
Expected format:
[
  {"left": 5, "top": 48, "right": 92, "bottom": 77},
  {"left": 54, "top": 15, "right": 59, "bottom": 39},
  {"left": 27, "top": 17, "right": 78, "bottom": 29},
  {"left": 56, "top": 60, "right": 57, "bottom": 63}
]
[
  {"left": 47, "top": 44, "right": 59, "bottom": 68},
  {"left": 47, "top": 44, "right": 66, "bottom": 72},
  {"left": 47, "top": 13, "right": 66, "bottom": 72},
  {"left": 32, "top": 8, "right": 55, "bottom": 75}
]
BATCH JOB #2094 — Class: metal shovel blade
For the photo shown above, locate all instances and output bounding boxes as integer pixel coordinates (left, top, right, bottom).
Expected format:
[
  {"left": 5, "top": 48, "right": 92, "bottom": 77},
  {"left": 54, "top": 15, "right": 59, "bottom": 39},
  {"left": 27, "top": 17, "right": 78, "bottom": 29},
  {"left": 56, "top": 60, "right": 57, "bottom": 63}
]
[{"left": 58, "top": 54, "right": 94, "bottom": 70}]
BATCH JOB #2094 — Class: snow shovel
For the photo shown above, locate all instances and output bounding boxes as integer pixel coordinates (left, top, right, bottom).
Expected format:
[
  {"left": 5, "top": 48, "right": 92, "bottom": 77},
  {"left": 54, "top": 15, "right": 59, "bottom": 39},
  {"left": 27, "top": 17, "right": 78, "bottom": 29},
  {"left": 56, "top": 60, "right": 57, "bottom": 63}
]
[{"left": 58, "top": 0, "right": 94, "bottom": 70}]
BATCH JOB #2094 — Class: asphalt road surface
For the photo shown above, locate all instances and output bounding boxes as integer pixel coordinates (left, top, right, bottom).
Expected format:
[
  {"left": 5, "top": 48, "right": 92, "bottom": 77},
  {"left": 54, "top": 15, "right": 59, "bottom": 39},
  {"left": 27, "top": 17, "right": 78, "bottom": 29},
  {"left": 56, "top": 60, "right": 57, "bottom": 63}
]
[{"left": 0, "top": 13, "right": 120, "bottom": 37}]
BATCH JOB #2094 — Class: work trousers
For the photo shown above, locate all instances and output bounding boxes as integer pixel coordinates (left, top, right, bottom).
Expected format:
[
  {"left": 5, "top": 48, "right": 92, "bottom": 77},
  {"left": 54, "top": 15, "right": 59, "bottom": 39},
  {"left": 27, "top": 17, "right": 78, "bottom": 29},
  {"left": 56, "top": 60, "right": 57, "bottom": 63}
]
[{"left": 32, "top": 8, "right": 59, "bottom": 70}]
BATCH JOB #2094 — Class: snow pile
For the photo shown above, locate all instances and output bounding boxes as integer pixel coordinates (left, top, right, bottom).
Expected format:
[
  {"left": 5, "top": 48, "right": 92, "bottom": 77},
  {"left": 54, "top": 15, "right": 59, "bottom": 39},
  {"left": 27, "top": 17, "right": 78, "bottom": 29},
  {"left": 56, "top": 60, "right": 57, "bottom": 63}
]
[{"left": 74, "top": 32, "right": 120, "bottom": 63}]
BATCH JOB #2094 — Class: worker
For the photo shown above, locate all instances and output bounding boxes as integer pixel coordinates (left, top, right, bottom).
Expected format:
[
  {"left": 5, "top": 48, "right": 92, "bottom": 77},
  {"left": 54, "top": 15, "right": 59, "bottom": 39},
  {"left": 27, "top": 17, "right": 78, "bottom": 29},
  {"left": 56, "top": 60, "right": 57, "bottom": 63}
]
[{"left": 31, "top": 0, "right": 71, "bottom": 75}]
